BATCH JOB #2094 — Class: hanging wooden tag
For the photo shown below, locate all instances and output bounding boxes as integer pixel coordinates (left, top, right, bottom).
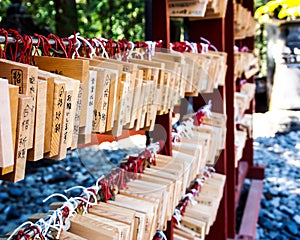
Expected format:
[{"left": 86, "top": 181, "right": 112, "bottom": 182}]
[
  {"left": 78, "top": 70, "right": 97, "bottom": 144},
  {"left": 0, "top": 80, "right": 15, "bottom": 170},
  {"left": 190, "top": 126, "right": 216, "bottom": 165},
  {"left": 120, "top": 72, "right": 131, "bottom": 126},
  {"left": 208, "top": 51, "right": 227, "bottom": 86},
  {"left": 88, "top": 58, "right": 125, "bottom": 135},
  {"left": 129, "top": 70, "right": 144, "bottom": 129},
  {"left": 116, "top": 194, "right": 158, "bottom": 240},
  {"left": 156, "top": 154, "right": 188, "bottom": 196},
  {"left": 160, "top": 70, "right": 171, "bottom": 114},
  {"left": 89, "top": 67, "right": 110, "bottom": 133},
  {"left": 143, "top": 168, "right": 180, "bottom": 218},
  {"left": 142, "top": 168, "right": 177, "bottom": 221},
  {"left": 172, "top": 146, "right": 203, "bottom": 184},
  {"left": 69, "top": 214, "right": 119, "bottom": 240},
  {"left": 180, "top": 53, "right": 198, "bottom": 96},
  {"left": 112, "top": 80, "right": 128, "bottom": 137},
  {"left": 0, "top": 59, "right": 38, "bottom": 149},
  {"left": 181, "top": 215, "right": 206, "bottom": 240},
  {"left": 106, "top": 70, "right": 118, "bottom": 132},
  {"left": 85, "top": 213, "right": 131, "bottom": 240},
  {"left": 93, "top": 57, "right": 139, "bottom": 126},
  {"left": 131, "top": 63, "right": 160, "bottom": 130},
  {"left": 153, "top": 52, "right": 187, "bottom": 99},
  {"left": 174, "top": 226, "right": 201, "bottom": 240},
  {"left": 1, "top": 84, "right": 19, "bottom": 175},
  {"left": 60, "top": 231, "right": 87, "bottom": 240},
  {"left": 89, "top": 203, "right": 136, "bottom": 240},
  {"left": 203, "top": 112, "right": 227, "bottom": 148},
  {"left": 141, "top": 169, "right": 175, "bottom": 219},
  {"left": 138, "top": 82, "right": 152, "bottom": 130},
  {"left": 1, "top": 95, "right": 32, "bottom": 182},
  {"left": 125, "top": 179, "right": 168, "bottom": 227},
  {"left": 107, "top": 198, "right": 147, "bottom": 240},
  {"left": 146, "top": 164, "right": 184, "bottom": 211},
  {"left": 152, "top": 57, "right": 180, "bottom": 111},
  {"left": 71, "top": 83, "right": 83, "bottom": 149},
  {"left": 44, "top": 81, "right": 66, "bottom": 158},
  {"left": 51, "top": 89, "right": 73, "bottom": 160},
  {"left": 36, "top": 74, "right": 54, "bottom": 153},
  {"left": 138, "top": 174, "right": 173, "bottom": 229},
  {"left": 119, "top": 190, "right": 160, "bottom": 239},
  {"left": 184, "top": 207, "right": 211, "bottom": 234},
  {"left": 38, "top": 70, "right": 80, "bottom": 150},
  {"left": 33, "top": 56, "right": 91, "bottom": 141},
  {"left": 27, "top": 79, "right": 47, "bottom": 161}
]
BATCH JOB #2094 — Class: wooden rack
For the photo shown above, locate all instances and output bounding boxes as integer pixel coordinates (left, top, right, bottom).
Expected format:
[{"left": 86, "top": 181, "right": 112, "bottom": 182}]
[
  {"left": 148, "top": 0, "right": 264, "bottom": 239},
  {"left": 0, "top": 1, "right": 264, "bottom": 238}
]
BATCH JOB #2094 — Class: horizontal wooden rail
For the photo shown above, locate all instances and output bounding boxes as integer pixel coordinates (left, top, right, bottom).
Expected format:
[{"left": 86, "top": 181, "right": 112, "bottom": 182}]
[{"left": 238, "top": 179, "right": 263, "bottom": 240}]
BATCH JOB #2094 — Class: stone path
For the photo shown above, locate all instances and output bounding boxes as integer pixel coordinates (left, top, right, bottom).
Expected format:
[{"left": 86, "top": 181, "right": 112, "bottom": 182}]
[{"left": 254, "top": 111, "right": 300, "bottom": 240}]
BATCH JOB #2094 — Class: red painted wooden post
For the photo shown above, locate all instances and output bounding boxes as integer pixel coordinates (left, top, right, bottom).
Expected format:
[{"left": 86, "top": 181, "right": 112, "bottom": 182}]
[
  {"left": 224, "top": 1, "right": 236, "bottom": 238},
  {"left": 152, "top": 112, "right": 173, "bottom": 157},
  {"left": 150, "top": 1, "right": 173, "bottom": 239},
  {"left": 206, "top": 151, "right": 228, "bottom": 240},
  {"left": 187, "top": 1, "right": 236, "bottom": 239},
  {"left": 151, "top": 0, "right": 170, "bottom": 47}
]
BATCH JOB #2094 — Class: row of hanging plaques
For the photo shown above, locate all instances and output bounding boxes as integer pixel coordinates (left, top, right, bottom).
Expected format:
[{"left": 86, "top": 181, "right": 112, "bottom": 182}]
[
  {"left": 234, "top": 81, "right": 256, "bottom": 168},
  {"left": 234, "top": 51, "right": 260, "bottom": 80},
  {"left": 234, "top": 2, "right": 257, "bottom": 40},
  {"left": 4, "top": 109, "right": 226, "bottom": 240},
  {"left": 0, "top": 49, "right": 227, "bottom": 182},
  {"left": 169, "top": 0, "right": 228, "bottom": 19}
]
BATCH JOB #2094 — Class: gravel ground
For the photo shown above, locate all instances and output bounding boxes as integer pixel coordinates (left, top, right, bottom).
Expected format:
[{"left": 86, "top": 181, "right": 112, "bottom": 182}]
[
  {"left": 0, "top": 138, "right": 144, "bottom": 237},
  {"left": 254, "top": 111, "right": 300, "bottom": 240}
]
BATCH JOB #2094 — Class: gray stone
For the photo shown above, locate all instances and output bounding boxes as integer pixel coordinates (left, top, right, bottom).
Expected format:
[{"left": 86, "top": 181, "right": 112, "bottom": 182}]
[
  {"left": 275, "top": 235, "right": 287, "bottom": 240},
  {"left": 4, "top": 205, "right": 20, "bottom": 220},
  {"left": 284, "top": 222, "right": 299, "bottom": 235},
  {"left": 0, "top": 215, "right": 5, "bottom": 226},
  {"left": 271, "top": 197, "right": 280, "bottom": 208},
  {"left": 269, "top": 231, "right": 278, "bottom": 239},
  {"left": 261, "top": 198, "right": 270, "bottom": 208},
  {"left": 8, "top": 188, "right": 23, "bottom": 198},
  {"left": 0, "top": 192, "right": 9, "bottom": 202},
  {"left": 260, "top": 209, "right": 276, "bottom": 220},
  {"left": 0, "top": 204, "right": 6, "bottom": 213},
  {"left": 279, "top": 205, "right": 295, "bottom": 216},
  {"left": 293, "top": 215, "right": 300, "bottom": 225},
  {"left": 43, "top": 171, "right": 73, "bottom": 183}
]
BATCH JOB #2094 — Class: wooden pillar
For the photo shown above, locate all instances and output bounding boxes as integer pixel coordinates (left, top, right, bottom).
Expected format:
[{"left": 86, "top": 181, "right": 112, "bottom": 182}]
[
  {"left": 224, "top": 0, "right": 236, "bottom": 238},
  {"left": 151, "top": 0, "right": 170, "bottom": 47}
]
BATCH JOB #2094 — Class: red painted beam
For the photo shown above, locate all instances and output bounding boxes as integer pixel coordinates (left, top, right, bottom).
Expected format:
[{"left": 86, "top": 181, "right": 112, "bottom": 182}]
[
  {"left": 247, "top": 165, "right": 265, "bottom": 180},
  {"left": 238, "top": 180, "right": 263, "bottom": 239},
  {"left": 151, "top": 0, "right": 170, "bottom": 47},
  {"left": 152, "top": 112, "right": 173, "bottom": 156},
  {"left": 235, "top": 161, "right": 249, "bottom": 207},
  {"left": 224, "top": 0, "right": 236, "bottom": 238},
  {"left": 78, "top": 130, "right": 146, "bottom": 148}
]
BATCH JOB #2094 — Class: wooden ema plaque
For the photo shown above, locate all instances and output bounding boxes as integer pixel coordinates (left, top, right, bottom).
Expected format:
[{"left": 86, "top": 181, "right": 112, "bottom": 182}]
[
  {"left": 1, "top": 95, "right": 32, "bottom": 182},
  {"left": 0, "top": 59, "right": 38, "bottom": 150},
  {"left": 69, "top": 214, "right": 119, "bottom": 239},
  {"left": 27, "top": 79, "right": 47, "bottom": 161},
  {"left": 0, "top": 79, "right": 14, "bottom": 169},
  {"left": 33, "top": 56, "right": 92, "bottom": 144},
  {"left": 37, "top": 70, "right": 80, "bottom": 154},
  {"left": 91, "top": 57, "right": 139, "bottom": 127},
  {"left": 0, "top": 84, "right": 19, "bottom": 174}
]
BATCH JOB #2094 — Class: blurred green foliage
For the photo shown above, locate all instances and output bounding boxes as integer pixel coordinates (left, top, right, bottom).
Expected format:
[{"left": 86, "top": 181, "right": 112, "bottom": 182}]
[
  {"left": 255, "top": 0, "right": 268, "bottom": 77},
  {"left": 0, "top": 0, "right": 145, "bottom": 40}
]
